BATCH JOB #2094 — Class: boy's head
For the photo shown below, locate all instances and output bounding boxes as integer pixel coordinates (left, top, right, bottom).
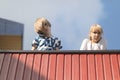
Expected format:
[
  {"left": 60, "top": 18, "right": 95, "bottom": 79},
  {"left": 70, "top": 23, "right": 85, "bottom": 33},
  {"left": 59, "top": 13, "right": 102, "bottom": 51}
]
[
  {"left": 89, "top": 24, "right": 103, "bottom": 43},
  {"left": 34, "top": 17, "right": 51, "bottom": 37}
]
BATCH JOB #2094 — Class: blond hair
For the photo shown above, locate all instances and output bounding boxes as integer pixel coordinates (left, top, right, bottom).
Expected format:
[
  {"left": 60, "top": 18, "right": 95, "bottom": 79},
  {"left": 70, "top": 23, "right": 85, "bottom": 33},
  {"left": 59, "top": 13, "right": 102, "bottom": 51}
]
[
  {"left": 34, "top": 17, "right": 51, "bottom": 36},
  {"left": 89, "top": 24, "right": 103, "bottom": 40}
]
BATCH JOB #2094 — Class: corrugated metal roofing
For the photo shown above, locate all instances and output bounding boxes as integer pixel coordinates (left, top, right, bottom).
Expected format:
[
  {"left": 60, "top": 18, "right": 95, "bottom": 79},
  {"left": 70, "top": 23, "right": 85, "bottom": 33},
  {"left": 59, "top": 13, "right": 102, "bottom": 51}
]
[{"left": 0, "top": 50, "right": 120, "bottom": 80}]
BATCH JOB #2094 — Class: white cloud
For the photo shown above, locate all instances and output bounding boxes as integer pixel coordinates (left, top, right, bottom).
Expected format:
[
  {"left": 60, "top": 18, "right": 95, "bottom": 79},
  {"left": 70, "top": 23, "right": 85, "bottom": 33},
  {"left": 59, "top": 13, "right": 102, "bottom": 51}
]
[{"left": 0, "top": 0, "right": 104, "bottom": 50}]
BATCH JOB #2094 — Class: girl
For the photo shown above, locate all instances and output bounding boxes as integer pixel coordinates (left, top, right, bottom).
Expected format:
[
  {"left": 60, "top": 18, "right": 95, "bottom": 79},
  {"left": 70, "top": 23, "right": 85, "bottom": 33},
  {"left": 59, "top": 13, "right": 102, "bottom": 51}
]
[
  {"left": 80, "top": 24, "right": 107, "bottom": 50},
  {"left": 31, "top": 17, "right": 62, "bottom": 50}
]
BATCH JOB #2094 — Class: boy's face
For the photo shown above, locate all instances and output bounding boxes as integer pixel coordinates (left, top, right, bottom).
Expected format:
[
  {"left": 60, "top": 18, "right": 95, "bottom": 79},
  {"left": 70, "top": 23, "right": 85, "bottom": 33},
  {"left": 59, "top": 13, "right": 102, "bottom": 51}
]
[
  {"left": 90, "top": 30, "right": 102, "bottom": 43},
  {"left": 44, "top": 25, "right": 51, "bottom": 35}
]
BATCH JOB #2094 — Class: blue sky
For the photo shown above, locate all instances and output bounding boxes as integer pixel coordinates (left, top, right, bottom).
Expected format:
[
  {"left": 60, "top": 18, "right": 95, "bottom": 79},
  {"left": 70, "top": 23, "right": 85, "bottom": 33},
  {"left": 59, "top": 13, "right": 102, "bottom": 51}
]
[
  {"left": 99, "top": 0, "right": 120, "bottom": 50},
  {"left": 0, "top": 0, "right": 120, "bottom": 50}
]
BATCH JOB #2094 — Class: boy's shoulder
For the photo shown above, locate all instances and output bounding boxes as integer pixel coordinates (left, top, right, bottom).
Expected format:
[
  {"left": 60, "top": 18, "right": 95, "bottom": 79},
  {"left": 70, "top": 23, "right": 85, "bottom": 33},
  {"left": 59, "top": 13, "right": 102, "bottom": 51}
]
[
  {"left": 51, "top": 35, "right": 60, "bottom": 40},
  {"left": 34, "top": 35, "right": 45, "bottom": 40}
]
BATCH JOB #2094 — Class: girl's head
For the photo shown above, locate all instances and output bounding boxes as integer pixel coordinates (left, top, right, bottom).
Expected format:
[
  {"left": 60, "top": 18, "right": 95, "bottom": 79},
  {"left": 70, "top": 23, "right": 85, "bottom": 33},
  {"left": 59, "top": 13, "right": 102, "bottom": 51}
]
[
  {"left": 89, "top": 24, "right": 103, "bottom": 43},
  {"left": 34, "top": 17, "right": 51, "bottom": 37}
]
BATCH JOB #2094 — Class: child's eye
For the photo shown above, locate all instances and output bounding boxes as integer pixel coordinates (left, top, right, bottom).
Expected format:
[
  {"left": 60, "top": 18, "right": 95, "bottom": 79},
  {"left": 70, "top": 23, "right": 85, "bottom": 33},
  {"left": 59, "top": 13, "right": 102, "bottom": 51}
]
[
  {"left": 44, "top": 23, "right": 47, "bottom": 26},
  {"left": 93, "top": 32, "right": 100, "bottom": 34}
]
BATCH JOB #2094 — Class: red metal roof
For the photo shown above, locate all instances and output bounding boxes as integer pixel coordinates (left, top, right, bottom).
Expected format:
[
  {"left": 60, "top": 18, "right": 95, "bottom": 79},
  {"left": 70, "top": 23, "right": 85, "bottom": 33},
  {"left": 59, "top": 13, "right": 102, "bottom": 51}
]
[{"left": 0, "top": 50, "right": 120, "bottom": 80}]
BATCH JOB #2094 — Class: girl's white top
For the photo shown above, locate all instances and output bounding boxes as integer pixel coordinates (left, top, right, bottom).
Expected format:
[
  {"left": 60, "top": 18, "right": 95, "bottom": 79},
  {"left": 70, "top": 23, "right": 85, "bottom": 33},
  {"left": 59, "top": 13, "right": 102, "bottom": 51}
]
[{"left": 80, "top": 38, "right": 107, "bottom": 50}]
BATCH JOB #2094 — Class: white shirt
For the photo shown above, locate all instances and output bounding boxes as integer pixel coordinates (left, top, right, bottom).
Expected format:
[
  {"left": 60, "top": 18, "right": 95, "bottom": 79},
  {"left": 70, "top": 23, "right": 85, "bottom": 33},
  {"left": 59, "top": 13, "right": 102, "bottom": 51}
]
[{"left": 80, "top": 38, "right": 107, "bottom": 50}]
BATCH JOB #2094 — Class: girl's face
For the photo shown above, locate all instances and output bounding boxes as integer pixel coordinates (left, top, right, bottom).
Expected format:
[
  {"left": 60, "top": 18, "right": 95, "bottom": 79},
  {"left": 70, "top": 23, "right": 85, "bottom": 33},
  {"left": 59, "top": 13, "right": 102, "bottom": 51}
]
[{"left": 90, "top": 30, "right": 102, "bottom": 43}]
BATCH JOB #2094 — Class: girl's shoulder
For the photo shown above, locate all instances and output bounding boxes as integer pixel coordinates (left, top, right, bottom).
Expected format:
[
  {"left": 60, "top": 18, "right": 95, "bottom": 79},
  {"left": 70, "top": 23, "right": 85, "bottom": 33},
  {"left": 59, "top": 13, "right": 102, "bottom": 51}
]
[
  {"left": 81, "top": 38, "right": 90, "bottom": 45},
  {"left": 99, "top": 38, "right": 107, "bottom": 44},
  {"left": 83, "top": 38, "right": 89, "bottom": 42},
  {"left": 99, "top": 38, "right": 106, "bottom": 42}
]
